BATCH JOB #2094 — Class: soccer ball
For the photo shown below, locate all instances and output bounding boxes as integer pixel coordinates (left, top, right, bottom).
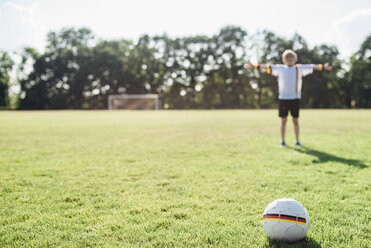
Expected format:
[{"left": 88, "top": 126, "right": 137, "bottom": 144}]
[{"left": 262, "top": 198, "right": 310, "bottom": 242}]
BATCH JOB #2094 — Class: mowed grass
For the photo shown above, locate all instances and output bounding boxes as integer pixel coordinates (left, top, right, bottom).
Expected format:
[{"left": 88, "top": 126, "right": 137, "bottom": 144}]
[{"left": 0, "top": 110, "right": 370, "bottom": 248}]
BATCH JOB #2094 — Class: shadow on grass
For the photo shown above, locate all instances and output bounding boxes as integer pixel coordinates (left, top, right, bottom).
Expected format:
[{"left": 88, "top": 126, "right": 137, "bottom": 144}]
[
  {"left": 287, "top": 146, "right": 368, "bottom": 169},
  {"left": 266, "top": 237, "right": 322, "bottom": 248},
  {"left": 266, "top": 237, "right": 321, "bottom": 248}
]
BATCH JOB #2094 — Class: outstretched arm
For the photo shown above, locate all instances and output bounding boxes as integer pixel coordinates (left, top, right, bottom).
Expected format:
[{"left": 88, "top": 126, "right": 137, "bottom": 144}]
[
  {"left": 246, "top": 62, "right": 333, "bottom": 71},
  {"left": 245, "top": 63, "right": 270, "bottom": 70},
  {"left": 245, "top": 63, "right": 274, "bottom": 74},
  {"left": 312, "top": 63, "right": 333, "bottom": 71}
]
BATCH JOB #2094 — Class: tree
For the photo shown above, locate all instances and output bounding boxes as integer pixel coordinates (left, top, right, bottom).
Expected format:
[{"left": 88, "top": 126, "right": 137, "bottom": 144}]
[
  {"left": 16, "top": 26, "right": 370, "bottom": 110},
  {"left": 19, "top": 27, "right": 95, "bottom": 109},
  {"left": 0, "top": 51, "right": 14, "bottom": 108},
  {"left": 345, "top": 35, "right": 371, "bottom": 108},
  {"left": 203, "top": 26, "right": 250, "bottom": 109}
]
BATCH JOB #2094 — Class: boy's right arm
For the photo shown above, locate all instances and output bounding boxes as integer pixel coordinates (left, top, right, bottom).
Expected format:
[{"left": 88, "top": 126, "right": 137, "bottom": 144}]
[
  {"left": 245, "top": 63, "right": 270, "bottom": 70},
  {"left": 245, "top": 63, "right": 273, "bottom": 74}
]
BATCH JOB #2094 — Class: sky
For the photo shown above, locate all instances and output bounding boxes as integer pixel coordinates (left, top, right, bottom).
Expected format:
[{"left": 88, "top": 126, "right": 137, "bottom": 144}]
[{"left": 0, "top": 0, "right": 371, "bottom": 59}]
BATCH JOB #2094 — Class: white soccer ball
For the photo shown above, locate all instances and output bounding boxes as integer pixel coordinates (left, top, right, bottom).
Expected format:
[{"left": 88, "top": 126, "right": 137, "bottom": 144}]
[{"left": 262, "top": 198, "right": 310, "bottom": 242}]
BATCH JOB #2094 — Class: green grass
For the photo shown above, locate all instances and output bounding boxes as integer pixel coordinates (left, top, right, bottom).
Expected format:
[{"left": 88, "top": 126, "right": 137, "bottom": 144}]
[{"left": 0, "top": 110, "right": 370, "bottom": 247}]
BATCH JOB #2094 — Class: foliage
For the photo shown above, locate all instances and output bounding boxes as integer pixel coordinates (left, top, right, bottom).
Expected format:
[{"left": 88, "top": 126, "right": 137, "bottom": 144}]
[
  {"left": 1, "top": 26, "right": 368, "bottom": 109},
  {"left": 0, "top": 51, "right": 14, "bottom": 107},
  {"left": 344, "top": 35, "right": 371, "bottom": 108}
]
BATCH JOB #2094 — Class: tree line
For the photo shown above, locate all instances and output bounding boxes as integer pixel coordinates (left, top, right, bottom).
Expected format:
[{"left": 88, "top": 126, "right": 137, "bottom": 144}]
[{"left": 0, "top": 26, "right": 370, "bottom": 109}]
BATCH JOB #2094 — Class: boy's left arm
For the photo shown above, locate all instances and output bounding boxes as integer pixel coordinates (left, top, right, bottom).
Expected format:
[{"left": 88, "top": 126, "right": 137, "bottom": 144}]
[{"left": 312, "top": 63, "right": 333, "bottom": 71}]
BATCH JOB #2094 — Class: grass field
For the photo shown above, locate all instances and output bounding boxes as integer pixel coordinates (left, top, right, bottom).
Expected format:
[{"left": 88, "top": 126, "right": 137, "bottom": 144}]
[{"left": 0, "top": 110, "right": 370, "bottom": 247}]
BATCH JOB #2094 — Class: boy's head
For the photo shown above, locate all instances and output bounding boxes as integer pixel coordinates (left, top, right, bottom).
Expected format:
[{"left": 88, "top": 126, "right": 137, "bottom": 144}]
[{"left": 282, "top": 49, "right": 297, "bottom": 66}]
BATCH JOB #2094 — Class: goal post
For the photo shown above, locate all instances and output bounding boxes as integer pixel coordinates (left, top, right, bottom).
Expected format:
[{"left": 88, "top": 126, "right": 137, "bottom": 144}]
[{"left": 108, "top": 94, "right": 160, "bottom": 110}]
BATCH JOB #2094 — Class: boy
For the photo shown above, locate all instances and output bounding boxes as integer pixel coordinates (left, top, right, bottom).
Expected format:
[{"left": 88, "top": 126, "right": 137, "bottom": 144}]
[{"left": 246, "top": 49, "right": 333, "bottom": 147}]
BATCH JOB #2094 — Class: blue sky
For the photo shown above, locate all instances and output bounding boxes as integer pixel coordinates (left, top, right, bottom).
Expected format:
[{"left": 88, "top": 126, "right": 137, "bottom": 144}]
[{"left": 0, "top": 0, "right": 371, "bottom": 58}]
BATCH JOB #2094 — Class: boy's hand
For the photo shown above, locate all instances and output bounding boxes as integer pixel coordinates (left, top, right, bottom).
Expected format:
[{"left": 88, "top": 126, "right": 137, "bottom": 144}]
[
  {"left": 245, "top": 63, "right": 254, "bottom": 69},
  {"left": 324, "top": 63, "right": 333, "bottom": 71}
]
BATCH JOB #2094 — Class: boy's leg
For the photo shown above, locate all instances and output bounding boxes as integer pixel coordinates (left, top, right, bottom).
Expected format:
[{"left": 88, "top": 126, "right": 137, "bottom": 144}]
[
  {"left": 281, "top": 117, "right": 287, "bottom": 142},
  {"left": 278, "top": 100, "right": 289, "bottom": 145},
  {"left": 290, "top": 99, "right": 300, "bottom": 145},
  {"left": 293, "top": 117, "right": 299, "bottom": 142}
]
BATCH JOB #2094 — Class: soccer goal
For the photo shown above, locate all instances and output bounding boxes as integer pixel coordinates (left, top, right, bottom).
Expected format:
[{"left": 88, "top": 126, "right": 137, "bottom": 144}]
[{"left": 107, "top": 94, "right": 160, "bottom": 110}]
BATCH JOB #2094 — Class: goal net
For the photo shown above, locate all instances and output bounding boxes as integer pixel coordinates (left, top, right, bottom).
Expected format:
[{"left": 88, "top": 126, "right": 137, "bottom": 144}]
[{"left": 108, "top": 94, "right": 160, "bottom": 110}]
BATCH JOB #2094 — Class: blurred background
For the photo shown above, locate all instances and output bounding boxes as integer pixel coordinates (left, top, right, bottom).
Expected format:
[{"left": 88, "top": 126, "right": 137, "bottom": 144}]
[{"left": 0, "top": 0, "right": 370, "bottom": 110}]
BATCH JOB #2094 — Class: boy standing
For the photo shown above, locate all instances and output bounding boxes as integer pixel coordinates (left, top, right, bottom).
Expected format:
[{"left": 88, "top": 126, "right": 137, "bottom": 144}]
[{"left": 246, "top": 49, "right": 332, "bottom": 147}]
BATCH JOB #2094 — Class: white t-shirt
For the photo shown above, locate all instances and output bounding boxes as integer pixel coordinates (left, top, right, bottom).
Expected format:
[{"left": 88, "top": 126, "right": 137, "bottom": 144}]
[{"left": 269, "top": 64, "right": 313, "bottom": 99}]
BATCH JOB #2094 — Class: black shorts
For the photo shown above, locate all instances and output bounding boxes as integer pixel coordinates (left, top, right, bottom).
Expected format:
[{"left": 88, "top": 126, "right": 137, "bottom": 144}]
[{"left": 279, "top": 99, "right": 300, "bottom": 118}]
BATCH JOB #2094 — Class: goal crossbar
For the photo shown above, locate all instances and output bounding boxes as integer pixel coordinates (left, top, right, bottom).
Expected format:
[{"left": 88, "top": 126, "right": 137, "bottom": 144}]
[{"left": 108, "top": 94, "right": 160, "bottom": 110}]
